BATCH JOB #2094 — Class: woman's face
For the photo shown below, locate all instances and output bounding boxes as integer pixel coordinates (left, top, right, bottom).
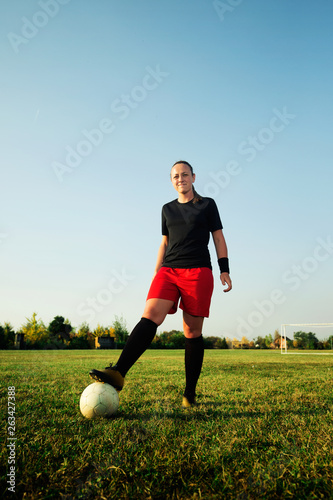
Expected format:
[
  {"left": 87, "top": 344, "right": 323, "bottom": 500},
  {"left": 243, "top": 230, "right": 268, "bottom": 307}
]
[{"left": 170, "top": 163, "right": 195, "bottom": 196}]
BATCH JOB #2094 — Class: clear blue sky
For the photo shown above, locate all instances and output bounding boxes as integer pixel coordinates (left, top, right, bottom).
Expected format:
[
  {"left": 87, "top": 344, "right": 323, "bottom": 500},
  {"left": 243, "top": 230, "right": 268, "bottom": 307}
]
[{"left": 1, "top": 0, "right": 332, "bottom": 340}]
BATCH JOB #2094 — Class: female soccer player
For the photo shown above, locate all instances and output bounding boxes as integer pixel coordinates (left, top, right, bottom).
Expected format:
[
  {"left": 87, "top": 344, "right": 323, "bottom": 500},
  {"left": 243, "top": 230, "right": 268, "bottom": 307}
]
[{"left": 90, "top": 160, "right": 232, "bottom": 408}]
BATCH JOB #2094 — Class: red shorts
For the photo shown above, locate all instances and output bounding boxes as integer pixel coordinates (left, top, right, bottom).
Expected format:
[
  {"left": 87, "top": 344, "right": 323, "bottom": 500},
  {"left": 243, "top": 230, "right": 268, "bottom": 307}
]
[{"left": 146, "top": 267, "right": 214, "bottom": 317}]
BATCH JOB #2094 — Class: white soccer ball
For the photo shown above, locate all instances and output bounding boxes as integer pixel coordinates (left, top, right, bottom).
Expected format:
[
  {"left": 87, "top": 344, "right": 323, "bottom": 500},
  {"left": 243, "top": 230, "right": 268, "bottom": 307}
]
[{"left": 80, "top": 382, "right": 119, "bottom": 419}]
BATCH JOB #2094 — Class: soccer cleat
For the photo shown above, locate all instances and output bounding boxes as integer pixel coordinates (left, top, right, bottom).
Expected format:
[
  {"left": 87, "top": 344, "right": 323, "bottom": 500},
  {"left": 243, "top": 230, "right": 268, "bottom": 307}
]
[
  {"left": 182, "top": 395, "right": 196, "bottom": 409},
  {"left": 89, "top": 364, "right": 125, "bottom": 392}
]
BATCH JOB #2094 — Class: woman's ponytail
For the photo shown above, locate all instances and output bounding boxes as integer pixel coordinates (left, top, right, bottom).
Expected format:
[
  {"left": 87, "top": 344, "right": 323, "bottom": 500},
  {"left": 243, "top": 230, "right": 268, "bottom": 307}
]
[{"left": 192, "top": 186, "right": 202, "bottom": 204}]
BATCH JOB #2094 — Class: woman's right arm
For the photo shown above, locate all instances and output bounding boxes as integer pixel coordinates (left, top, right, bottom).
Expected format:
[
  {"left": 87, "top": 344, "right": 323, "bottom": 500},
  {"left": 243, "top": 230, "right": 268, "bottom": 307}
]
[{"left": 153, "top": 235, "right": 168, "bottom": 277}]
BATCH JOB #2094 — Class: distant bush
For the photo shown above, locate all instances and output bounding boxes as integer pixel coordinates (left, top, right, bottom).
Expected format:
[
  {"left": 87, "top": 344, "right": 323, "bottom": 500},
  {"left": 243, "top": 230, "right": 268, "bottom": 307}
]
[
  {"left": 68, "top": 336, "right": 91, "bottom": 350},
  {"left": 0, "top": 323, "right": 15, "bottom": 349}
]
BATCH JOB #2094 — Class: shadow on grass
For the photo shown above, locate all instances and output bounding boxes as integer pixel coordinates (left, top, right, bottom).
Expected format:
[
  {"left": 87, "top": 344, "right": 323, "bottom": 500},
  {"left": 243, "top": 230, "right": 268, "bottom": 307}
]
[{"left": 114, "top": 400, "right": 330, "bottom": 422}]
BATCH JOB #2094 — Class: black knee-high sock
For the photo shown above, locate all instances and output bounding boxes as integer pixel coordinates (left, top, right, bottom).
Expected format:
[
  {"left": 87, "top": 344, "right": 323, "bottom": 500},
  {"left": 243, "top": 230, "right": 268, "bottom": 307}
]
[
  {"left": 115, "top": 317, "right": 157, "bottom": 377},
  {"left": 184, "top": 335, "right": 204, "bottom": 399}
]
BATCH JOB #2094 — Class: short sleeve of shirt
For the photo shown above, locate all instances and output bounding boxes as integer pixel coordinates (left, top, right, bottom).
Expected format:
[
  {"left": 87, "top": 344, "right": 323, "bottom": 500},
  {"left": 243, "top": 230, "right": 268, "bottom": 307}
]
[
  {"left": 162, "top": 208, "right": 168, "bottom": 236},
  {"left": 207, "top": 198, "right": 223, "bottom": 232}
]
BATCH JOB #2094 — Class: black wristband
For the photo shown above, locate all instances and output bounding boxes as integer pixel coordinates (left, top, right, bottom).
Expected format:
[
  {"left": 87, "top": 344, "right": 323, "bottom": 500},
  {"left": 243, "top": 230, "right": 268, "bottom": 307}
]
[{"left": 218, "top": 257, "right": 229, "bottom": 274}]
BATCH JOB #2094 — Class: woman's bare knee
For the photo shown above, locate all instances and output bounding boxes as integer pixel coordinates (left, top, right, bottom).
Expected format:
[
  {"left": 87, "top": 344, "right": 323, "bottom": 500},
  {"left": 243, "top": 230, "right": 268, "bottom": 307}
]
[
  {"left": 183, "top": 327, "right": 202, "bottom": 339},
  {"left": 183, "top": 312, "right": 204, "bottom": 338},
  {"left": 143, "top": 298, "right": 174, "bottom": 326}
]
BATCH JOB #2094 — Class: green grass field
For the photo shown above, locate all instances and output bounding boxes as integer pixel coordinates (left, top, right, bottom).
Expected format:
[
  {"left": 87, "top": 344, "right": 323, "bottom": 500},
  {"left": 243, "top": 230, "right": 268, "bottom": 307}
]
[{"left": 1, "top": 349, "right": 333, "bottom": 499}]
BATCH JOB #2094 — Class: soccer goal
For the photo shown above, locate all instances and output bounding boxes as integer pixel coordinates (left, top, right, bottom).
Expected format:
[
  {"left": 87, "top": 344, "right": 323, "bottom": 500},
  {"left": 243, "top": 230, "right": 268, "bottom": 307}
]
[{"left": 281, "top": 323, "right": 333, "bottom": 354}]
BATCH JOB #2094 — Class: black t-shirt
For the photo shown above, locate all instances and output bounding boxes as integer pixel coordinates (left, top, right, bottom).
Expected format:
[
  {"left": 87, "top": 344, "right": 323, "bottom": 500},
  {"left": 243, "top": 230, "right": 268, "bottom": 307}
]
[{"left": 161, "top": 197, "right": 223, "bottom": 269}]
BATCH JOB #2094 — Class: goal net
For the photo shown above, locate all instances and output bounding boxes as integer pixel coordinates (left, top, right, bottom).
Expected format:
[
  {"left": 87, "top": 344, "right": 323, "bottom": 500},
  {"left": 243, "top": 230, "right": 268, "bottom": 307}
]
[{"left": 281, "top": 323, "right": 333, "bottom": 354}]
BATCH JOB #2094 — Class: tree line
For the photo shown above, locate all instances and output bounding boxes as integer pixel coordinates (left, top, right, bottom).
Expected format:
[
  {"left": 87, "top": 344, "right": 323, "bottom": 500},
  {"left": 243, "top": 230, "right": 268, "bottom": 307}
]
[
  {"left": 0, "top": 313, "right": 332, "bottom": 350},
  {"left": 0, "top": 313, "right": 129, "bottom": 350},
  {"left": 0, "top": 313, "right": 229, "bottom": 350},
  {"left": 251, "top": 329, "right": 333, "bottom": 350}
]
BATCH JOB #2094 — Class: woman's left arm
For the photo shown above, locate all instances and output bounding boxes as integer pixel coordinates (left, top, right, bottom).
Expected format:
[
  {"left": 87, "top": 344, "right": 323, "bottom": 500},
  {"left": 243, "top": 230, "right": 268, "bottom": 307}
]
[{"left": 212, "top": 229, "right": 232, "bottom": 292}]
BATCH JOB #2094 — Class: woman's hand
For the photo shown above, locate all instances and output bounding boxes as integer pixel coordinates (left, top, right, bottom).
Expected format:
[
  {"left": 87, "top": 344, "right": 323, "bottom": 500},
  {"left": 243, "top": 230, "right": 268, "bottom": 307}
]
[{"left": 220, "top": 272, "right": 232, "bottom": 292}]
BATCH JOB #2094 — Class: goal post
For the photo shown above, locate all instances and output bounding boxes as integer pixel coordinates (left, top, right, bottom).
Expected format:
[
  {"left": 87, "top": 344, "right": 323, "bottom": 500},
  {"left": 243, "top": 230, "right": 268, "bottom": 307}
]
[{"left": 281, "top": 323, "right": 333, "bottom": 353}]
